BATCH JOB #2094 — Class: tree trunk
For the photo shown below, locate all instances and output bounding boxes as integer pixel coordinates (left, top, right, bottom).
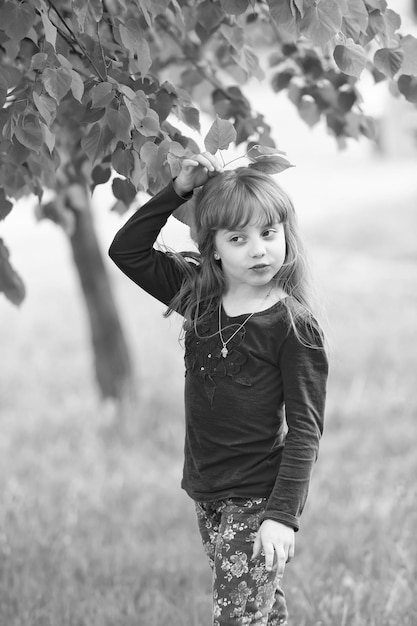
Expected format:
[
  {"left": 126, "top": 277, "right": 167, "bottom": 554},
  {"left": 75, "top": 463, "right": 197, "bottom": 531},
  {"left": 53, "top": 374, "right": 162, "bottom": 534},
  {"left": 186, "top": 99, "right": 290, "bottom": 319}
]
[{"left": 66, "top": 184, "right": 134, "bottom": 403}]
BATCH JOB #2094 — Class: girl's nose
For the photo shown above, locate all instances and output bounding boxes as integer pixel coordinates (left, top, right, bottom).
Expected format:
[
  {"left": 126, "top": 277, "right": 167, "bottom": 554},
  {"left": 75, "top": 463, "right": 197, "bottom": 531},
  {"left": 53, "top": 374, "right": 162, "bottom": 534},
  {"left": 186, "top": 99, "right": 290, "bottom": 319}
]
[
  {"left": 250, "top": 242, "right": 265, "bottom": 258},
  {"left": 249, "top": 239, "right": 266, "bottom": 257}
]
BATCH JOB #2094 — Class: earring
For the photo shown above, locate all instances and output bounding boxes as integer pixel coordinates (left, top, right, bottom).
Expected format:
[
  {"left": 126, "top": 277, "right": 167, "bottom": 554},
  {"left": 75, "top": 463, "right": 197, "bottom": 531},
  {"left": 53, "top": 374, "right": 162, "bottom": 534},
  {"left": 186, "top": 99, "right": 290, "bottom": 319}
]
[{"left": 214, "top": 252, "right": 220, "bottom": 260}]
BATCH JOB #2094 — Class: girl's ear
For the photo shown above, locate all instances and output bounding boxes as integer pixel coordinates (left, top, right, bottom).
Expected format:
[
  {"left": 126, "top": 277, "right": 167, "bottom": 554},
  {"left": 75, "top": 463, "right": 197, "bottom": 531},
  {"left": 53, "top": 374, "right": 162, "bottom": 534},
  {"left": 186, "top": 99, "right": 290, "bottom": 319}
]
[{"left": 214, "top": 251, "right": 220, "bottom": 260}]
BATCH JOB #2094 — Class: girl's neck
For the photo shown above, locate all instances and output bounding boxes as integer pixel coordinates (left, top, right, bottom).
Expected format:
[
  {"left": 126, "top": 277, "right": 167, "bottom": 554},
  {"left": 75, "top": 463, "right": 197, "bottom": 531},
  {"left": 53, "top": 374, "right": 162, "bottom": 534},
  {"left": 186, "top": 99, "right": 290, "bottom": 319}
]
[{"left": 221, "top": 282, "right": 287, "bottom": 317}]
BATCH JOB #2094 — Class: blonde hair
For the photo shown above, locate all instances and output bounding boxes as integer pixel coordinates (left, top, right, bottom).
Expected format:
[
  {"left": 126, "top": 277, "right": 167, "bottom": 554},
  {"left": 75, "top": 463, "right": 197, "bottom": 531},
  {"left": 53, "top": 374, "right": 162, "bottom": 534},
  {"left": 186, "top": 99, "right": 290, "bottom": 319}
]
[{"left": 166, "top": 167, "right": 322, "bottom": 346}]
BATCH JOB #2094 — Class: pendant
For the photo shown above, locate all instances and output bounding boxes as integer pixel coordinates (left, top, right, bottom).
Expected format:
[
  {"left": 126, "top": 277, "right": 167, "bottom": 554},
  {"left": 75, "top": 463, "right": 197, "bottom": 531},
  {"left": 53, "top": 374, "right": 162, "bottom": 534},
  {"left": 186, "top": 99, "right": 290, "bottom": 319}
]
[{"left": 221, "top": 346, "right": 228, "bottom": 358}]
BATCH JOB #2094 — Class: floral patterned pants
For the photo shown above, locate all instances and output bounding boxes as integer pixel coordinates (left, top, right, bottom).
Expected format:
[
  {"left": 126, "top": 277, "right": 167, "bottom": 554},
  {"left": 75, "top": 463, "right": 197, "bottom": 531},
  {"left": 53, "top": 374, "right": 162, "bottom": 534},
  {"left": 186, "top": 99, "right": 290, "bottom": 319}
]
[{"left": 195, "top": 498, "right": 288, "bottom": 626}]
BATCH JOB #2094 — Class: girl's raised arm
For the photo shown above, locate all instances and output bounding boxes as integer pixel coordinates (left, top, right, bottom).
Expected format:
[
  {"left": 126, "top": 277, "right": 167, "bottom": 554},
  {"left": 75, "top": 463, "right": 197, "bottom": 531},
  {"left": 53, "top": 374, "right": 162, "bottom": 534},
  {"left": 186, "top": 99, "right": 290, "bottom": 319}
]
[
  {"left": 109, "top": 154, "right": 222, "bottom": 306},
  {"left": 109, "top": 181, "right": 192, "bottom": 306}
]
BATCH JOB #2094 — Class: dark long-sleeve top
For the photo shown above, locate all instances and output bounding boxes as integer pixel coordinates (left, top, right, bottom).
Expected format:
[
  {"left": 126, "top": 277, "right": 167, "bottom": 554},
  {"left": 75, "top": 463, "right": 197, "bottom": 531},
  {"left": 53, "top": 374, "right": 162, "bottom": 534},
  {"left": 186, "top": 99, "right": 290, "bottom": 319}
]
[{"left": 109, "top": 181, "right": 328, "bottom": 531}]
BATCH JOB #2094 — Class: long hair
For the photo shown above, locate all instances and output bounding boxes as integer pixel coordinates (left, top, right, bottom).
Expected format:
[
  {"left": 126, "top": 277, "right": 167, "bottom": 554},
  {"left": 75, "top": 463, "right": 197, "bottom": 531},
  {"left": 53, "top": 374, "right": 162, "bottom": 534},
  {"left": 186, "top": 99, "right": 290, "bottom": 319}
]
[{"left": 165, "top": 167, "right": 321, "bottom": 345}]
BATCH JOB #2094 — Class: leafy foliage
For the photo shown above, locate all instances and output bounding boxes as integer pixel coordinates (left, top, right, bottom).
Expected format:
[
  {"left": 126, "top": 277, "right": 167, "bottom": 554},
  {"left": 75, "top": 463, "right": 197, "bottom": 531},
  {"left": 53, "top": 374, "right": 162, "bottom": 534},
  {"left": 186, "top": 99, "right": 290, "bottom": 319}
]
[{"left": 1, "top": 0, "right": 417, "bottom": 303}]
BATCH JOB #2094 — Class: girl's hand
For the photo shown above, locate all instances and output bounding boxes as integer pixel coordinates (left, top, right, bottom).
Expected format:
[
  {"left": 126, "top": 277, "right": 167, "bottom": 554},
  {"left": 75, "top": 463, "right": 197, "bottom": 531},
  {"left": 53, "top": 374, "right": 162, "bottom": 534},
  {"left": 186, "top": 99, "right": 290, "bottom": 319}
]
[
  {"left": 174, "top": 152, "right": 223, "bottom": 196},
  {"left": 252, "top": 520, "right": 295, "bottom": 578}
]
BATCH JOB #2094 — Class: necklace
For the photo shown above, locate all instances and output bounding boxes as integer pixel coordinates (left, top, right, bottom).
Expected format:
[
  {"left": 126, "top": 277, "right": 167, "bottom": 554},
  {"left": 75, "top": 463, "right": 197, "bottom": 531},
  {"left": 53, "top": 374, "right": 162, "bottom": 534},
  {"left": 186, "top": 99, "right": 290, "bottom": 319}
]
[{"left": 218, "top": 286, "right": 274, "bottom": 358}]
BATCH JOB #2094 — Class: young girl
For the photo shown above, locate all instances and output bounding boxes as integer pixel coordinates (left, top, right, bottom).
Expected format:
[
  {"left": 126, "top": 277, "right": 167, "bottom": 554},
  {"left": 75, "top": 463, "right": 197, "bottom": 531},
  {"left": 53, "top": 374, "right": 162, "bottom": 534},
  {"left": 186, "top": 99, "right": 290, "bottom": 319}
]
[{"left": 109, "top": 153, "right": 328, "bottom": 626}]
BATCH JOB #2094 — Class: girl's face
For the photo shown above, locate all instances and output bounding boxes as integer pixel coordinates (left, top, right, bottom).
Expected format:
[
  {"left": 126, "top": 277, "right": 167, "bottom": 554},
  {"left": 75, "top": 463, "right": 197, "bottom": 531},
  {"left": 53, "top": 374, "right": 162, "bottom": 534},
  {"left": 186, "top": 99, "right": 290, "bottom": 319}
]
[{"left": 214, "top": 213, "right": 286, "bottom": 293}]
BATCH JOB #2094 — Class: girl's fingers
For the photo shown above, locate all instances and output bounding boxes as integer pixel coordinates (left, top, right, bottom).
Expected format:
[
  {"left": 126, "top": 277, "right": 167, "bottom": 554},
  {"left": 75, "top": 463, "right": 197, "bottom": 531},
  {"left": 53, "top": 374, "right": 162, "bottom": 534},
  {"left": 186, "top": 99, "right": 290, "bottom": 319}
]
[
  {"left": 181, "top": 158, "right": 200, "bottom": 169},
  {"left": 252, "top": 533, "right": 262, "bottom": 560},
  {"left": 275, "top": 545, "right": 287, "bottom": 578},
  {"left": 263, "top": 541, "right": 290, "bottom": 575},
  {"left": 194, "top": 152, "right": 223, "bottom": 172},
  {"left": 264, "top": 543, "right": 275, "bottom": 572}
]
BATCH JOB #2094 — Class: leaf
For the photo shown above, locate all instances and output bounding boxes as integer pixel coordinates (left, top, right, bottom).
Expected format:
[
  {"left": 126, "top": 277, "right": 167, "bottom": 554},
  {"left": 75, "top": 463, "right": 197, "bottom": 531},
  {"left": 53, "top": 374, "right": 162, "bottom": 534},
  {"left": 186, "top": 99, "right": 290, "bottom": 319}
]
[
  {"left": 271, "top": 70, "right": 294, "bottom": 93},
  {"left": 298, "top": 95, "right": 321, "bottom": 127},
  {"left": 106, "top": 107, "right": 132, "bottom": 143},
  {"left": 130, "top": 151, "right": 149, "bottom": 190},
  {"left": 151, "top": 90, "right": 175, "bottom": 122},
  {"left": 33, "top": 92, "right": 57, "bottom": 126},
  {"left": 384, "top": 9, "right": 401, "bottom": 41},
  {"left": 110, "top": 199, "right": 130, "bottom": 215},
  {"left": 39, "top": 7, "right": 57, "bottom": 48},
  {"left": 91, "top": 82, "right": 114, "bottom": 108},
  {"left": 136, "top": 0, "right": 153, "bottom": 28},
  {"left": 204, "top": 116, "right": 237, "bottom": 153},
  {"left": 42, "top": 68, "right": 72, "bottom": 103},
  {"left": 92, "top": 165, "right": 111, "bottom": 186},
  {"left": 248, "top": 155, "right": 295, "bottom": 175},
  {"left": 367, "top": 8, "right": 400, "bottom": 47},
  {"left": 397, "top": 75, "right": 417, "bottom": 104},
  {"left": 0, "top": 189, "right": 13, "bottom": 220},
  {"left": 83, "top": 104, "right": 106, "bottom": 125},
  {"left": 197, "top": 0, "right": 225, "bottom": 32},
  {"left": 112, "top": 147, "right": 134, "bottom": 177},
  {"left": 119, "top": 85, "right": 136, "bottom": 100},
  {"left": 31, "top": 53, "right": 48, "bottom": 72},
  {"left": 2, "top": 1, "right": 35, "bottom": 41},
  {"left": 174, "top": 105, "right": 200, "bottom": 132},
  {"left": 337, "top": 87, "right": 356, "bottom": 113},
  {"left": 69, "top": 70, "right": 84, "bottom": 102},
  {"left": 180, "top": 68, "right": 204, "bottom": 90},
  {"left": 365, "top": 0, "right": 387, "bottom": 10},
  {"left": 41, "top": 123, "right": 56, "bottom": 153},
  {"left": 119, "top": 20, "right": 152, "bottom": 77},
  {"left": 373, "top": 47, "right": 403, "bottom": 79},
  {"left": 359, "top": 114, "right": 377, "bottom": 140},
  {"left": 231, "top": 45, "right": 265, "bottom": 80},
  {"left": 299, "top": 0, "right": 343, "bottom": 47},
  {"left": 139, "top": 141, "right": 159, "bottom": 176},
  {"left": 267, "top": 0, "right": 298, "bottom": 37},
  {"left": 112, "top": 178, "right": 137, "bottom": 205},
  {"left": 137, "top": 110, "right": 160, "bottom": 137},
  {"left": 0, "top": 77, "right": 8, "bottom": 109},
  {"left": 399, "top": 35, "right": 417, "bottom": 76},
  {"left": 123, "top": 91, "right": 148, "bottom": 127},
  {"left": 341, "top": 0, "right": 369, "bottom": 40},
  {"left": 8, "top": 138, "right": 31, "bottom": 166},
  {"left": 73, "top": 0, "right": 103, "bottom": 31},
  {"left": 247, "top": 145, "right": 287, "bottom": 158},
  {"left": 14, "top": 115, "right": 44, "bottom": 152},
  {"left": 0, "top": 238, "right": 25, "bottom": 306},
  {"left": 220, "top": 0, "right": 249, "bottom": 15},
  {"left": 130, "top": 40, "right": 152, "bottom": 78},
  {"left": 81, "top": 122, "right": 107, "bottom": 163},
  {"left": 333, "top": 42, "right": 368, "bottom": 78}
]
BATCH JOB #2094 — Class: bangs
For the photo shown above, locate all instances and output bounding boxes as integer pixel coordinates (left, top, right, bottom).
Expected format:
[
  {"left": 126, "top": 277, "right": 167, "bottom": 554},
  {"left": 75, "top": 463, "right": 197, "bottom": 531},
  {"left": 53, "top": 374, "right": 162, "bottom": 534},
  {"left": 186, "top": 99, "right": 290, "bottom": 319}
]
[{"left": 198, "top": 174, "right": 291, "bottom": 233}]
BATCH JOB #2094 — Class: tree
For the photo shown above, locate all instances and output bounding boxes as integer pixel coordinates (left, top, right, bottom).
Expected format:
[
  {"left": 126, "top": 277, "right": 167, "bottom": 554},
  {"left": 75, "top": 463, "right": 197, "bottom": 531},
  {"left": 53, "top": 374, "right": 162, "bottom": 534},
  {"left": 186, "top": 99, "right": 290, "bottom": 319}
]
[{"left": 1, "top": 0, "right": 416, "bottom": 399}]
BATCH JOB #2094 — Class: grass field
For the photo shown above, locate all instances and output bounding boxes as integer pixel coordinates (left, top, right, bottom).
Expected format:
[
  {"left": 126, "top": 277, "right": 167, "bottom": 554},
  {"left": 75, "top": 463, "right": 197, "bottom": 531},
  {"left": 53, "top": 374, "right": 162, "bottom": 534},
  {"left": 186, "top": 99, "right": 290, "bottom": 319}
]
[{"left": 1, "top": 157, "right": 417, "bottom": 625}]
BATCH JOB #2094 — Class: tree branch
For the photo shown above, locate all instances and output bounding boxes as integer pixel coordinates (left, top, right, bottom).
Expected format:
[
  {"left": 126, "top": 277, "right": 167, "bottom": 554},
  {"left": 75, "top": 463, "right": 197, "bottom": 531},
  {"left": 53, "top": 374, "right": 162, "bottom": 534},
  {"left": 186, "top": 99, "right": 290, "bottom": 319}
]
[
  {"left": 96, "top": 23, "right": 109, "bottom": 78},
  {"left": 44, "top": 0, "right": 107, "bottom": 81}
]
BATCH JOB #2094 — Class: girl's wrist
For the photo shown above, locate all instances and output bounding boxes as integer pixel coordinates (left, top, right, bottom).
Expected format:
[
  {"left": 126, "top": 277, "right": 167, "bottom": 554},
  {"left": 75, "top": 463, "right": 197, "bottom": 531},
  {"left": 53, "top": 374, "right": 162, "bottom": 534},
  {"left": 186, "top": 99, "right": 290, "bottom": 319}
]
[{"left": 173, "top": 179, "right": 191, "bottom": 198}]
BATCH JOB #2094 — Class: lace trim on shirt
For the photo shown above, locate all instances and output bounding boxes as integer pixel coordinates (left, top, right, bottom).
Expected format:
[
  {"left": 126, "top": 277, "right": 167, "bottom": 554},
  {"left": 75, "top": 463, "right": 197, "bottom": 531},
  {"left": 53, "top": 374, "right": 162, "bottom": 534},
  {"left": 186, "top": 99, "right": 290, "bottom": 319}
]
[{"left": 184, "top": 317, "right": 252, "bottom": 405}]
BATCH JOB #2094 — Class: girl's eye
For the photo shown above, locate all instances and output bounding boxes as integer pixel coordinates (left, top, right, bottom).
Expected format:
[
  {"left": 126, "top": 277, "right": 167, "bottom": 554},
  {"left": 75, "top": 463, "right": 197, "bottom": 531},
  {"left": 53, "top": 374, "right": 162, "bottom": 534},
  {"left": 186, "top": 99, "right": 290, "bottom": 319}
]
[
  {"left": 262, "top": 228, "right": 276, "bottom": 238},
  {"left": 229, "top": 235, "right": 244, "bottom": 243}
]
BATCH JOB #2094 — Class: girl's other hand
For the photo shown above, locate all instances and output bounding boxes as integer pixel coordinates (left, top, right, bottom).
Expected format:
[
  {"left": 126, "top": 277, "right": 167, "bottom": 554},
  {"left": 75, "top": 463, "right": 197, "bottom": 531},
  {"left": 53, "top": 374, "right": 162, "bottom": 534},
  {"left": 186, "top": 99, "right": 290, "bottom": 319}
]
[
  {"left": 174, "top": 152, "right": 223, "bottom": 196},
  {"left": 252, "top": 519, "right": 295, "bottom": 578}
]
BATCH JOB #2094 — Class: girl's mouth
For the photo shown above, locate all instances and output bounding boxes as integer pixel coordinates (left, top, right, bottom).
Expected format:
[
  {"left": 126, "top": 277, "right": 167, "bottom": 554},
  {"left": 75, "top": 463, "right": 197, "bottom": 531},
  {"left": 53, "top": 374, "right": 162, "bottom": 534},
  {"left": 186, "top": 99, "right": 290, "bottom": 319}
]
[{"left": 250, "top": 264, "right": 270, "bottom": 272}]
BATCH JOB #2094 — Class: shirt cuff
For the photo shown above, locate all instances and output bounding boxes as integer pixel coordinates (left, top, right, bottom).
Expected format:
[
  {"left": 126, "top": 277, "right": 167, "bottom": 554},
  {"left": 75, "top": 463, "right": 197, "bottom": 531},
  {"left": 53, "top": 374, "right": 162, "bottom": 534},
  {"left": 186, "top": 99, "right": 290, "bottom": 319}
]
[{"left": 260, "top": 511, "right": 300, "bottom": 532}]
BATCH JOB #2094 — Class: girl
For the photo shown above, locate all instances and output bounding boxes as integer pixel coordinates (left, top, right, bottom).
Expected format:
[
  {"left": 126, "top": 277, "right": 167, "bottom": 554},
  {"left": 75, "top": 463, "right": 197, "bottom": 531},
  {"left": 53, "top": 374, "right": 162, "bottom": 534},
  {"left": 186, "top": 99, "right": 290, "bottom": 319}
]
[{"left": 109, "top": 153, "right": 328, "bottom": 626}]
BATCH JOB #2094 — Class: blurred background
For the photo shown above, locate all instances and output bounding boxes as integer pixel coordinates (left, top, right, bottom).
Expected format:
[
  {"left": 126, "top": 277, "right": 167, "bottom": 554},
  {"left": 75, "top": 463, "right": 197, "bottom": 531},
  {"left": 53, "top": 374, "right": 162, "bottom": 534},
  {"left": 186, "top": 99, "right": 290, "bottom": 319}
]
[{"left": 1, "top": 4, "right": 417, "bottom": 625}]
